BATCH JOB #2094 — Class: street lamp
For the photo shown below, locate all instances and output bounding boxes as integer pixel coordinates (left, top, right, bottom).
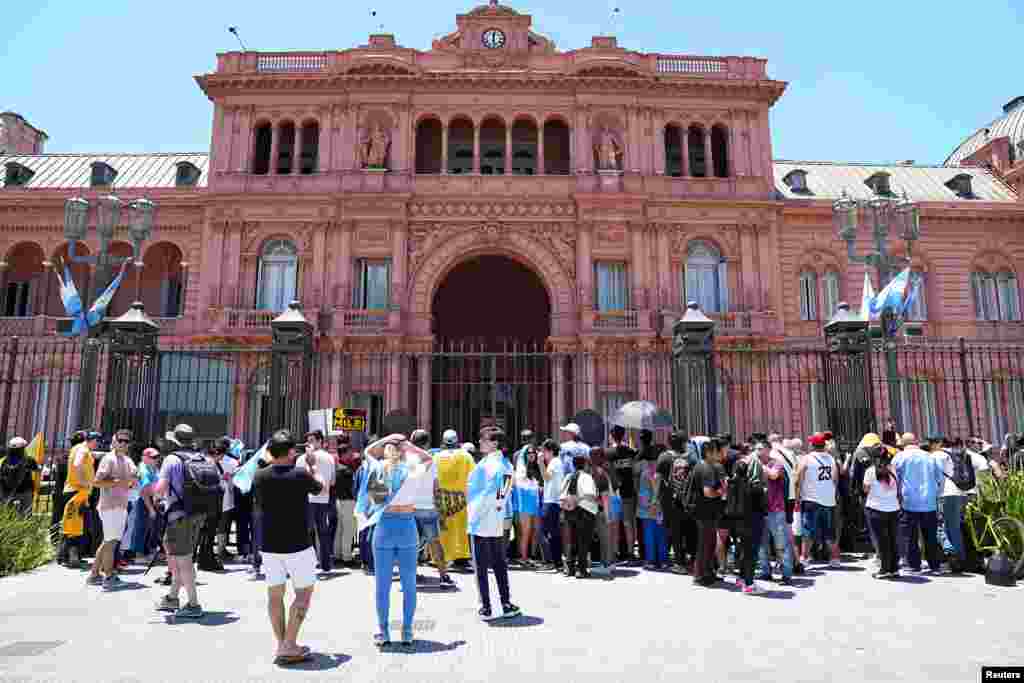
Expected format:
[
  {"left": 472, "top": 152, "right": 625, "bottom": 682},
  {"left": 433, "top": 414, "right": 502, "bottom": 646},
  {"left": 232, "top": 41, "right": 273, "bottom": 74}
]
[
  {"left": 831, "top": 189, "right": 920, "bottom": 431},
  {"left": 62, "top": 193, "right": 156, "bottom": 430},
  {"left": 671, "top": 301, "right": 718, "bottom": 436}
]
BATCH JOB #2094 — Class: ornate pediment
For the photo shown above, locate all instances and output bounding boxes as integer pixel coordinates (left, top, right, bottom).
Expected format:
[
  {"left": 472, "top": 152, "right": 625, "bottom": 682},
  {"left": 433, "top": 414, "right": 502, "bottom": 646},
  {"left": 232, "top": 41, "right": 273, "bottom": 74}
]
[
  {"left": 575, "top": 64, "right": 644, "bottom": 78},
  {"left": 345, "top": 57, "right": 418, "bottom": 76},
  {"left": 467, "top": 2, "right": 521, "bottom": 17}
]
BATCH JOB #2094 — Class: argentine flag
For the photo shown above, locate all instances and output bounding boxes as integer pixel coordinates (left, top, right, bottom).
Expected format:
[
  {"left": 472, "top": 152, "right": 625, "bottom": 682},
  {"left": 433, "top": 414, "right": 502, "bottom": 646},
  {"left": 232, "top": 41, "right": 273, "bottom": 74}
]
[
  {"left": 899, "top": 273, "right": 921, "bottom": 318},
  {"left": 869, "top": 268, "right": 910, "bottom": 317},
  {"left": 859, "top": 272, "right": 877, "bottom": 321},
  {"left": 466, "top": 452, "right": 513, "bottom": 536},
  {"left": 354, "top": 454, "right": 387, "bottom": 532},
  {"left": 86, "top": 262, "right": 128, "bottom": 328},
  {"left": 232, "top": 441, "right": 268, "bottom": 494},
  {"left": 56, "top": 263, "right": 87, "bottom": 337}
]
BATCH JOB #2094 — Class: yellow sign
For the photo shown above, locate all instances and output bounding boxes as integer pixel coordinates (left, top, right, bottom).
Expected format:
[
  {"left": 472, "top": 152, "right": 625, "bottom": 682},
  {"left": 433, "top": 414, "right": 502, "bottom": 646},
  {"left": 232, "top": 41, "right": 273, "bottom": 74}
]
[{"left": 333, "top": 408, "right": 367, "bottom": 432}]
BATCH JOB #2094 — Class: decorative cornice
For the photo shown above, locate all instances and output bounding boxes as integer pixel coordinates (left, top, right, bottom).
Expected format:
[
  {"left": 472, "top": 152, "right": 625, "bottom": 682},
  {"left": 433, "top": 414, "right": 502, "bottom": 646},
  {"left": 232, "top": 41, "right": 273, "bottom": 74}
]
[{"left": 407, "top": 200, "right": 575, "bottom": 220}]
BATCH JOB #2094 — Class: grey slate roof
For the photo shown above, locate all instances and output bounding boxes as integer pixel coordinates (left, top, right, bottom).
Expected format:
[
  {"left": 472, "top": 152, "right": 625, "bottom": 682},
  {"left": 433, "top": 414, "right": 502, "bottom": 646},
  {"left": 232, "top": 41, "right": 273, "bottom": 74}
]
[
  {"left": 773, "top": 160, "right": 1018, "bottom": 203},
  {"left": 945, "top": 97, "right": 1024, "bottom": 167},
  {"left": 0, "top": 153, "right": 208, "bottom": 189}
]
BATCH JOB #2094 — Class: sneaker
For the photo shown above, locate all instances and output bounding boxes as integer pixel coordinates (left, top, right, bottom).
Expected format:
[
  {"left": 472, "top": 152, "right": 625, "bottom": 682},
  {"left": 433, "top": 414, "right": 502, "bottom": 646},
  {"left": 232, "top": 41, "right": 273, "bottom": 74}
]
[
  {"left": 102, "top": 575, "right": 124, "bottom": 590},
  {"left": 156, "top": 596, "right": 180, "bottom": 612},
  {"left": 829, "top": 560, "right": 842, "bottom": 569},
  {"left": 743, "top": 581, "right": 764, "bottom": 595},
  {"left": 478, "top": 607, "right": 499, "bottom": 622},
  {"left": 175, "top": 603, "right": 204, "bottom": 620},
  {"left": 793, "top": 563, "right": 805, "bottom": 575},
  {"left": 500, "top": 602, "right": 521, "bottom": 619},
  {"left": 439, "top": 574, "right": 457, "bottom": 590},
  {"left": 757, "top": 573, "right": 773, "bottom": 582},
  {"left": 779, "top": 577, "right": 793, "bottom": 587},
  {"left": 735, "top": 579, "right": 746, "bottom": 591},
  {"left": 86, "top": 575, "right": 103, "bottom": 586},
  {"left": 872, "top": 571, "right": 889, "bottom": 580}
]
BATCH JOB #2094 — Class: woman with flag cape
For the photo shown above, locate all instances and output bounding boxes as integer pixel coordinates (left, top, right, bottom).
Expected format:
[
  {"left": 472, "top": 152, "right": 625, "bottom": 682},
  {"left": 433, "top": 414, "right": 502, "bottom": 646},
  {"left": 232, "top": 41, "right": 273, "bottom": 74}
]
[{"left": 354, "top": 433, "right": 434, "bottom": 648}]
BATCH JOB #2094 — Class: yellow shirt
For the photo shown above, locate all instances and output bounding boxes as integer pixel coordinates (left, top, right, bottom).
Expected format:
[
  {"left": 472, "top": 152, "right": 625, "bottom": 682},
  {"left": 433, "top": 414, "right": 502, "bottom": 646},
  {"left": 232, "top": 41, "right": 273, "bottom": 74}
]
[
  {"left": 63, "top": 443, "right": 95, "bottom": 495},
  {"left": 435, "top": 448, "right": 475, "bottom": 561}
]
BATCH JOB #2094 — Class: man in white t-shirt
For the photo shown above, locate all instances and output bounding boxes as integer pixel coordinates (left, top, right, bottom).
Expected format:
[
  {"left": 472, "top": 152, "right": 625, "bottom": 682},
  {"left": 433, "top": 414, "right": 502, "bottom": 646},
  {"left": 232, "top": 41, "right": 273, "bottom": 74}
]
[
  {"left": 216, "top": 438, "right": 239, "bottom": 562},
  {"left": 936, "top": 438, "right": 990, "bottom": 572},
  {"left": 411, "top": 429, "right": 455, "bottom": 589},
  {"left": 467, "top": 426, "right": 521, "bottom": 622},
  {"left": 298, "top": 430, "right": 337, "bottom": 575},
  {"left": 90, "top": 429, "right": 138, "bottom": 589},
  {"left": 794, "top": 432, "right": 840, "bottom": 568},
  {"left": 541, "top": 439, "right": 565, "bottom": 571}
]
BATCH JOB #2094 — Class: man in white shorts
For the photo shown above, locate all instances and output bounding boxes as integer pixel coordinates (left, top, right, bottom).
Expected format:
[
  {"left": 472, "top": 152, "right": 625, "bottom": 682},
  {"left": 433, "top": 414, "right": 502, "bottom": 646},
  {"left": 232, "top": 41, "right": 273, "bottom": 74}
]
[
  {"left": 252, "top": 429, "right": 327, "bottom": 665},
  {"left": 89, "top": 429, "right": 137, "bottom": 590}
]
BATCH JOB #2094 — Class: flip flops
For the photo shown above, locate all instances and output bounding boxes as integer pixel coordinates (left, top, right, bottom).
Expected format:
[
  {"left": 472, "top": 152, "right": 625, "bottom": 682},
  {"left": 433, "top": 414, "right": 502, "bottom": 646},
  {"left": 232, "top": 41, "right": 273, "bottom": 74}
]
[{"left": 274, "top": 646, "right": 312, "bottom": 666}]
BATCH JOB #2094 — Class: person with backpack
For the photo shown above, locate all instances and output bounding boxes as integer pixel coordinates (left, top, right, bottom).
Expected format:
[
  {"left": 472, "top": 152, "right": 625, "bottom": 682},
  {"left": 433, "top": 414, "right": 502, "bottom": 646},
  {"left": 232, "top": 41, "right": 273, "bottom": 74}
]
[
  {"left": 152, "top": 424, "right": 222, "bottom": 620},
  {"left": 729, "top": 439, "right": 768, "bottom": 594},
  {"left": 559, "top": 450, "right": 598, "bottom": 578},
  {"left": 0, "top": 436, "right": 40, "bottom": 517},
  {"left": 756, "top": 438, "right": 793, "bottom": 586},
  {"left": 657, "top": 430, "right": 690, "bottom": 574},
  {"left": 936, "top": 438, "right": 977, "bottom": 573}
]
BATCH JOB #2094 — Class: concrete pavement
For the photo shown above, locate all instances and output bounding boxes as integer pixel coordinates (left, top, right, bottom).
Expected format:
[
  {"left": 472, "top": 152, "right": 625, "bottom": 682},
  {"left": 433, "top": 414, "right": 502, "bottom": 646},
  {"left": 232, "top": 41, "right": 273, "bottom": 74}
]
[{"left": 0, "top": 557, "right": 1020, "bottom": 683}]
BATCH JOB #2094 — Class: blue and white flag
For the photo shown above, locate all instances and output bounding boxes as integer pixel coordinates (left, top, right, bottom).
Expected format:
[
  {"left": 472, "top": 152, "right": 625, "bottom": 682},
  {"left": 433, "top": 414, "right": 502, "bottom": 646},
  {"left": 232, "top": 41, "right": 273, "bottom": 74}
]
[
  {"left": 354, "top": 454, "right": 387, "bottom": 532},
  {"left": 232, "top": 441, "right": 268, "bottom": 494},
  {"left": 85, "top": 262, "right": 128, "bottom": 328},
  {"left": 687, "top": 436, "right": 710, "bottom": 465},
  {"left": 869, "top": 267, "right": 910, "bottom": 317},
  {"left": 466, "top": 452, "right": 513, "bottom": 536},
  {"left": 899, "top": 273, "right": 921, "bottom": 319},
  {"left": 859, "top": 272, "right": 877, "bottom": 322},
  {"left": 228, "top": 438, "right": 245, "bottom": 459},
  {"left": 56, "top": 264, "right": 87, "bottom": 337}
]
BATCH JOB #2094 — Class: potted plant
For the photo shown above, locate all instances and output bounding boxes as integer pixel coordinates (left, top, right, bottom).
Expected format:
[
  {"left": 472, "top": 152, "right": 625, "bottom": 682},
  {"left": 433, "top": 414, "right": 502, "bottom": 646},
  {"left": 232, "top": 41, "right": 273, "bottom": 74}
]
[{"left": 966, "top": 470, "right": 1024, "bottom": 585}]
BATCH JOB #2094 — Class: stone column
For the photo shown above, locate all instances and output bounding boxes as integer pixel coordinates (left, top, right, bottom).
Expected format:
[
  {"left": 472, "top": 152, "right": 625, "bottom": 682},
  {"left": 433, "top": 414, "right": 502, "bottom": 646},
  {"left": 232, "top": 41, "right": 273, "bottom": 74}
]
[
  {"left": 321, "top": 107, "right": 335, "bottom": 173},
  {"left": 441, "top": 123, "right": 449, "bottom": 173},
  {"left": 386, "top": 354, "right": 402, "bottom": 413},
  {"left": 552, "top": 354, "right": 566, "bottom": 435},
  {"left": 505, "top": 125, "right": 513, "bottom": 175},
  {"left": 238, "top": 107, "right": 254, "bottom": 173},
  {"left": 656, "top": 226, "right": 671, "bottom": 308},
  {"left": 339, "top": 221, "right": 354, "bottom": 307},
  {"left": 681, "top": 126, "right": 690, "bottom": 177},
  {"left": 582, "top": 342, "right": 597, "bottom": 411},
  {"left": 310, "top": 222, "right": 327, "bottom": 308},
  {"left": 537, "top": 120, "right": 545, "bottom": 175},
  {"left": 391, "top": 221, "right": 407, "bottom": 307},
  {"left": 637, "top": 341, "right": 651, "bottom": 401},
  {"left": 704, "top": 129, "right": 714, "bottom": 179},
  {"left": 631, "top": 222, "right": 646, "bottom": 308},
  {"left": 577, "top": 222, "right": 593, "bottom": 307},
  {"left": 472, "top": 123, "right": 481, "bottom": 174},
  {"left": 269, "top": 124, "right": 281, "bottom": 175},
  {"left": 727, "top": 115, "right": 738, "bottom": 176},
  {"left": 293, "top": 125, "right": 304, "bottom": 174},
  {"left": 739, "top": 224, "right": 758, "bottom": 310},
  {"left": 418, "top": 354, "right": 431, "bottom": 432}
]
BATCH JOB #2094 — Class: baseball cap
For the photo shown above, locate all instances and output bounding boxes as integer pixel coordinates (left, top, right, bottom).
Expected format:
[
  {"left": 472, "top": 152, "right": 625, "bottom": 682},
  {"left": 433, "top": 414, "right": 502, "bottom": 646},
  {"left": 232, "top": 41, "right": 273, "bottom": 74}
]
[
  {"left": 560, "top": 422, "right": 581, "bottom": 436},
  {"left": 142, "top": 447, "right": 160, "bottom": 459},
  {"left": 7, "top": 436, "right": 28, "bottom": 449},
  {"left": 167, "top": 423, "right": 195, "bottom": 447},
  {"left": 86, "top": 431, "right": 102, "bottom": 441},
  {"left": 808, "top": 432, "right": 827, "bottom": 448},
  {"left": 462, "top": 442, "right": 476, "bottom": 453},
  {"left": 270, "top": 429, "right": 296, "bottom": 449},
  {"left": 442, "top": 429, "right": 459, "bottom": 446}
]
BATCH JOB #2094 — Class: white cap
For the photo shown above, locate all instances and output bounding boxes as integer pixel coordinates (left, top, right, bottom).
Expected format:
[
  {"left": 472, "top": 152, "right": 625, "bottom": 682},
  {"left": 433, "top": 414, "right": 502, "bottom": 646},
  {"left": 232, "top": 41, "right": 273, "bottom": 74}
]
[
  {"left": 7, "top": 436, "right": 28, "bottom": 449},
  {"left": 442, "top": 429, "right": 459, "bottom": 446},
  {"left": 462, "top": 442, "right": 476, "bottom": 453},
  {"left": 560, "top": 422, "right": 581, "bottom": 436}
]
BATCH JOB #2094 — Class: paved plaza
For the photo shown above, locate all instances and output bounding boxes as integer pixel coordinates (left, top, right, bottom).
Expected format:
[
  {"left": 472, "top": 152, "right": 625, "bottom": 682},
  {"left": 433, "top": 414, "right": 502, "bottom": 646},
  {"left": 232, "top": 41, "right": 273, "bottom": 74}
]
[{"left": 0, "top": 557, "right": 1020, "bottom": 683}]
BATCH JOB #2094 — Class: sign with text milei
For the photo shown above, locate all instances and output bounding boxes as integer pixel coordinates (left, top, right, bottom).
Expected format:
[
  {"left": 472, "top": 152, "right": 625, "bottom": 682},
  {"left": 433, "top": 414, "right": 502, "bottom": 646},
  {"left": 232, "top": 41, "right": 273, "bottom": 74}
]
[{"left": 333, "top": 408, "right": 367, "bottom": 433}]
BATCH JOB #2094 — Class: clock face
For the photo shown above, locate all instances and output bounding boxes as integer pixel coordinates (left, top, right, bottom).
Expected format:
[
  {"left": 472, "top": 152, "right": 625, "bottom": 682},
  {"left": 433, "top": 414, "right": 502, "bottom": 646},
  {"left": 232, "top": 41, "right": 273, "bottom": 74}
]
[{"left": 482, "top": 29, "right": 506, "bottom": 49}]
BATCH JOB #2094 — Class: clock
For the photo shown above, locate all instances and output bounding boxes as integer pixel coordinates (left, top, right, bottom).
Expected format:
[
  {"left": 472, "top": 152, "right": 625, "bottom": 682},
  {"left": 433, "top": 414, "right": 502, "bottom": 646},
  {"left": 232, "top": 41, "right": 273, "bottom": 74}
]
[{"left": 482, "top": 28, "right": 506, "bottom": 49}]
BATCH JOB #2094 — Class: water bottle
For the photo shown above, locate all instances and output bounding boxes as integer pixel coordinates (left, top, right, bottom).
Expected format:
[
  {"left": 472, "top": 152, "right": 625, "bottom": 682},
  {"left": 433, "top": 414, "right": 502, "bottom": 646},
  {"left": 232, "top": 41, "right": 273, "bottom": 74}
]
[{"left": 727, "top": 545, "right": 735, "bottom": 570}]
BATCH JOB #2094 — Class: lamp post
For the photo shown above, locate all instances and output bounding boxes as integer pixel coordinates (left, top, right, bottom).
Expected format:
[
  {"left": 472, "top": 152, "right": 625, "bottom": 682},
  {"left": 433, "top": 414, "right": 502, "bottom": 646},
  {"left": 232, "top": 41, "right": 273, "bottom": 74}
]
[
  {"left": 63, "top": 194, "right": 156, "bottom": 430},
  {"left": 671, "top": 301, "right": 717, "bottom": 435},
  {"left": 832, "top": 190, "right": 920, "bottom": 431}
]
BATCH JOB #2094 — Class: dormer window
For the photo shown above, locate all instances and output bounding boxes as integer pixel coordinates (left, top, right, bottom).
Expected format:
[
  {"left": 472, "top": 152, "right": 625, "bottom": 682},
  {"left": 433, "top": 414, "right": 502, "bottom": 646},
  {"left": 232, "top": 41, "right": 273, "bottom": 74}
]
[
  {"left": 3, "top": 162, "right": 34, "bottom": 187},
  {"left": 783, "top": 169, "right": 809, "bottom": 193},
  {"left": 946, "top": 173, "right": 975, "bottom": 199},
  {"left": 90, "top": 161, "right": 117, "bottom": 187},
  {"left": 865, "top": 172, "right": 893, "bottom": 197},
  {"left": 175, "top": 161, "right": 201, "bottom": 187}
]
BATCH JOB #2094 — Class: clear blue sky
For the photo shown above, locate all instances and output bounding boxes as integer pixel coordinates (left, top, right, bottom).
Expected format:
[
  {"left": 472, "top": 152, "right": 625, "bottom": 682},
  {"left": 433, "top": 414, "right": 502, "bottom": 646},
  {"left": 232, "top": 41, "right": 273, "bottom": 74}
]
[{"left": 3, "top": 0, "right": 1021, "bottom": 164}]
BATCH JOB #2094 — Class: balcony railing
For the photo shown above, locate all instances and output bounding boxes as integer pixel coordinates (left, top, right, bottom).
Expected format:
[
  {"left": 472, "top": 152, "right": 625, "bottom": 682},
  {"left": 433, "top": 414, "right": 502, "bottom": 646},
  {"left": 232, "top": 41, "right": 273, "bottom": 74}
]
[
  {"left": 593, "top": 309, "right": 642, "bottom": 330},
  {"left": 257, "top": 53, "right": 328, "bottom": 72},
  {"left": 656, "top": 57, "right": 726, "bottom": 74},
  {"left": 343, "top": 309, "right": 390, "bottom": 330}
]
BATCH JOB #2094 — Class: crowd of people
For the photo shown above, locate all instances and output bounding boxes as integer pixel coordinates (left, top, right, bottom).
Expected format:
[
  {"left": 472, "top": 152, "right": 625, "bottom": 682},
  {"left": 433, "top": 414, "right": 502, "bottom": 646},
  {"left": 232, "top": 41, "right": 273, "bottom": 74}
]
[{"left": 2, "top": 417, "right": 1018, "bottom": 664}]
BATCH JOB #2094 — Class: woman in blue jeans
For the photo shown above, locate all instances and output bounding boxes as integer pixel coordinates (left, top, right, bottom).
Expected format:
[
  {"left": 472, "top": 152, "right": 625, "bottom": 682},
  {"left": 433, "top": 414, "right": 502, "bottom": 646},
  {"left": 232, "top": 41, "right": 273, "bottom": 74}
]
[{"left": 359, "top": 434, "right": 434, "bottom": 648}]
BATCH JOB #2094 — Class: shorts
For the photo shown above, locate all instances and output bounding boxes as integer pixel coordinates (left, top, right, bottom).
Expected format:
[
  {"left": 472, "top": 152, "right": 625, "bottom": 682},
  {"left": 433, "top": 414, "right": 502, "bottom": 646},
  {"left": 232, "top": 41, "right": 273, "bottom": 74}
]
[
  {"left": 516, "top": 487, "right": 540, "bottom": 517},
  {"left": 800, "top": 501, "right": 835, "bottom": 543},
  {"left": 99, "top": 508, "right": 128, "bottom": 542},
  {"left": 164, "top": 513, "right": 206, "bottom": 556},
  {"left": 607, "top": 494, "right": 623, "bottom": 522},
  {"left": 414, "top": 510, "right": 440, "bottom": 544},
  {"left": 262, "top": 547, "right": 317, "bottom": 589},
  {"left": 621, "top": 497, "right": 637, "bottom": 529}
]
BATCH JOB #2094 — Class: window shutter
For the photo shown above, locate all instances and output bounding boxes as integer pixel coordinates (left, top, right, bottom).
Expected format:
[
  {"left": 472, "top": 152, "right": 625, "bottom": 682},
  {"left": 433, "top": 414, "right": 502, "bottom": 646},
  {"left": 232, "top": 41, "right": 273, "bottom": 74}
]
[
  {"left": 716, "top": 260, "right": 729, "bottom": 313},
  {"left": 799, "top": 272, "right": 817, "bottom": 321},
  {"left": 1010, "top": 379, "right": 1024, "bottom": 434},
  {"left": 998, "top": 273, "right": 1020, "bottom": 321},
  {"left": 353, "top": 260, "right": 364, "bottom": 308},
  {"left": 921, "top": 381, "right": 939, "bottom": 435},
  {"left": 823, "top": 272, "right": 840, "bottom": 319},
  {"left": 983, "top": 275, "right": 999, "bottom": 321}
]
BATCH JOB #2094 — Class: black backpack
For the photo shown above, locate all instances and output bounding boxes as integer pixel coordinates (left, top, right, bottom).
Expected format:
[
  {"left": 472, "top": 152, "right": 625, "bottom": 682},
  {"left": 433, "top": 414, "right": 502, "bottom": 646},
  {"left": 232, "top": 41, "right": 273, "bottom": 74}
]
[
  {"left": 946, "top": 449, "right": 976, "bottom": 492},
  {"left": 679, "top": 464, "right": 702, "bottom": 516},
  {"left": 0, "top": 456, "right": 31, "bottom": 496},
  {"left": 724, "top": 461, "right": 750, "bottom": 519},
  {"left": 170, "top": 451, "right": 223, "bottom": 518}
]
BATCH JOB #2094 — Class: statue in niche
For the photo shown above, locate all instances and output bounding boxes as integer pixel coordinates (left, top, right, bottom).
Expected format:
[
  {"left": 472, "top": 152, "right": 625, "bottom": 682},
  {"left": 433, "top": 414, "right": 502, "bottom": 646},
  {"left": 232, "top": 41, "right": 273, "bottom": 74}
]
[
  {"left": 594, "top": 126, "right": 622, "bottom": 171},
  {"left": 358, "top": 122, "right": 391, "bottom": 169}
]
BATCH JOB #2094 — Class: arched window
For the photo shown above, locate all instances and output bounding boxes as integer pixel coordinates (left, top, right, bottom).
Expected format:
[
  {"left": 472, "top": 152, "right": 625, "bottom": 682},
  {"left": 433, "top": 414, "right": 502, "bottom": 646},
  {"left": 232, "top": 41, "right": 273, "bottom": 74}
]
[
  {"left": 256, "top": 240, "right": 298, "bottom": 311},
  {"left": 447, "top": 118, "right": 474, "bottom": 174},
  {"left": 142, "top": 242, "right": 185, "bottom": 317},
  {"left": 511, "top": 119, "right": 538, "bottom": 175},
  {"left": 971, "top": 270, "right": 1019, "bottom": 321},
  {"left": 251, "top": 122, "right": 272, "bottom": 175},
  {"left": 415, "top": 118, "right": 443, "bottom": 174},
  {"left": 299, "top": 121, "right": 319, "bottom": 174},
  {"left": 276, "top": 122, "right": 296, "bottom": 175},
  {"left": 2, "top": 242, "right": 45, "bottom": 317},
  {"left": 823, "top": 270, "right": 840, "bottom": 320},
  {"left": 683, "top": 241, "right": 727, "bottom": 313},
  {"left": 711, "top": 125, "right": 729, "bottom": 178},
  {"left": 906, "top": 270, "right": 927, "bottom": 321},
  {"left": 799, "top": 270, "right": 818, "bottom": 321},
  {"left": 543, "top": 119, "right": 570, "bottom": 175},
  {"left": 687, "top": 126, "right": 706, "bottom": 178},
  {"left": 664, "top": 125, "right": 683, "bottom": 177}
]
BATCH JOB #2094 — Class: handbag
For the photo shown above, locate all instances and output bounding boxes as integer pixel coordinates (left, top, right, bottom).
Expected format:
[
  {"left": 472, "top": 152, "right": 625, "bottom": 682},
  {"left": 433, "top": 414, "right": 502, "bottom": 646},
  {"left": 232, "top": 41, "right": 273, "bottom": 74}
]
[{"left": 559, "top": 472, "right": 580, "bottom": 512}]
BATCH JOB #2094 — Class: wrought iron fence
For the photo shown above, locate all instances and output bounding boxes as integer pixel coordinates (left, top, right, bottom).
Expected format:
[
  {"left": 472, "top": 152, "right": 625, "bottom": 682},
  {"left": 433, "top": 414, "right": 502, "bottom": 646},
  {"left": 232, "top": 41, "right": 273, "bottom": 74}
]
[{"left": 3, "top": 336, "right": 1024, "bottom": 481}]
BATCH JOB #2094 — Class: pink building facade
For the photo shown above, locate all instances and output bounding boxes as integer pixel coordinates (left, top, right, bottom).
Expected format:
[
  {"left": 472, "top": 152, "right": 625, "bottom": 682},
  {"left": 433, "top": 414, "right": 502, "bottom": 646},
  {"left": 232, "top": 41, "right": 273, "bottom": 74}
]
[{"left": 2, "top": 2, "right": 1024, "bottom": 445}]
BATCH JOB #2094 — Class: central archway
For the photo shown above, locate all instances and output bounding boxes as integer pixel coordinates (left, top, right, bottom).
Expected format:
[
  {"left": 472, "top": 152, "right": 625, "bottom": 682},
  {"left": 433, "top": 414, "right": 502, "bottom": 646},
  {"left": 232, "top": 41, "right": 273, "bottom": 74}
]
[
  {"left": 432, "top": 254, "right": 551, "bottom": 347},
  {"left": 429, "top": 253, "right": 553, "bottom": 444}
]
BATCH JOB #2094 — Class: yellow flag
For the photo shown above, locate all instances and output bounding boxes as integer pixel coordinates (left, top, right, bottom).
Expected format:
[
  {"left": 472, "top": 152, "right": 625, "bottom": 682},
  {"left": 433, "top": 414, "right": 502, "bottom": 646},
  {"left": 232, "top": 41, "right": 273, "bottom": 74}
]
[{"left": 27, "top": 433, "right": 45, "bottom": 496}]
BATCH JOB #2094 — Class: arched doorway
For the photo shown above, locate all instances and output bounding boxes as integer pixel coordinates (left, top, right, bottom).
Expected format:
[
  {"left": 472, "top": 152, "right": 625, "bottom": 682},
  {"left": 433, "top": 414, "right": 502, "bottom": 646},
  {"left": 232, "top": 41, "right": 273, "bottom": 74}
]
[{"left": 429, "top": 254, "right": 552, "bottom": 443}]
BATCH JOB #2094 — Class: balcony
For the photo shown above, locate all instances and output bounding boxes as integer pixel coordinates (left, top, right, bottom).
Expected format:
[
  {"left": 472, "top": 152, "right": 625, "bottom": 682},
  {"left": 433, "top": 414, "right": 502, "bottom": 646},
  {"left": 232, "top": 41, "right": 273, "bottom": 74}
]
[
  {"left": 584, "top": 309, "right": 648, "bottom": 332},
  {"left": 657, "top": 308, "right": 781, "bottom": 339},
  {"left": 211, "top": 170, "right": 414, "bottom": 194},
  {"left": 0, "top": 316, "right": 58, "bottom": 337}
]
